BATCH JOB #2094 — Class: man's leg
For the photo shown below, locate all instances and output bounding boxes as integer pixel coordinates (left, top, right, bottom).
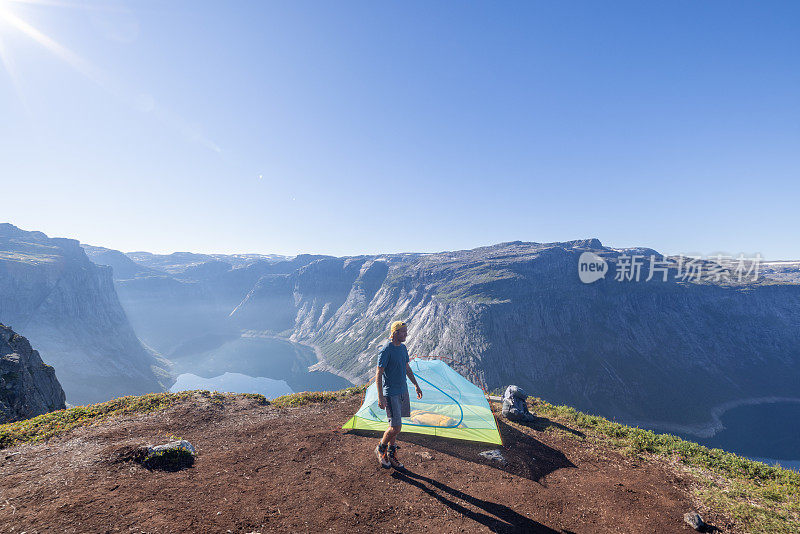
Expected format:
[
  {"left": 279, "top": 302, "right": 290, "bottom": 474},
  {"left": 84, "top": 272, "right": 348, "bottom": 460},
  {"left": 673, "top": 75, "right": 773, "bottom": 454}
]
[
  {"left": 376, "top": 426, "right": 394, "bottom": 468},
  {"left": 386, "top": 425, "right": 404, "bottom": 469},
  {"left": 381, "top": 426, "right": 402, "bottom": 445},
  {"left": 381, "top": 424, "right": 400, "bottom": 446},
  {"left": 387, "top": 390, "right": 409, "bottom": 469},
  {"left": 382, "top": 394, "right": 402, "bottom": 445},
  {"left": 377, "top": 395, "right": 401, "bottom": 468}
]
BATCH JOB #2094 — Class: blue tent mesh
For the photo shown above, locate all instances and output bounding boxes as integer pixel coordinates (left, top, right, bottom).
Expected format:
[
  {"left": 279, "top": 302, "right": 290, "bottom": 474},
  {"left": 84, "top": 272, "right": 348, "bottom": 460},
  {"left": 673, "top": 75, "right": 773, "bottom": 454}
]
[{"left": 343, "top": 358, "right": 502, "bottom": 444}]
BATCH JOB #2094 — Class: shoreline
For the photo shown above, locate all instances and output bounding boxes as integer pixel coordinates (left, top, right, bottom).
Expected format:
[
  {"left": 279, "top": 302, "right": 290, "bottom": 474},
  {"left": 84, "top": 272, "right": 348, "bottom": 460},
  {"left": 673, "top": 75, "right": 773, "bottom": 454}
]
[
  {"left": 240, "top": 330, "right": 360, "bottom": 386},
  {"left": 290, "top": 337, "right": 362, "bottom": 386},
  {"left": 622, "top": 396, "right": 800, "bottom": 439}
]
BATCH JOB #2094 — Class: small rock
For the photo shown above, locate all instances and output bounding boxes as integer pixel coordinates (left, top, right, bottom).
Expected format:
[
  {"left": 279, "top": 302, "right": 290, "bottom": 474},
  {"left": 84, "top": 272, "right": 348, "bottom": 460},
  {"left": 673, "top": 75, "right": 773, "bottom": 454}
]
[
  {"left": 142, "top": 440, "right": 196, "bottom": 471},
  {"left": 684, "top": 511, "right": 709, "bottom": 532},
  {"left": 479, "top": 449, "right": 507, "bottom": 465},
  {"left": 149, "top": 439, "right": 196, "bottom": 456},
  {"left": 416, "top": 451, "right": 433, "bottom": 460}
]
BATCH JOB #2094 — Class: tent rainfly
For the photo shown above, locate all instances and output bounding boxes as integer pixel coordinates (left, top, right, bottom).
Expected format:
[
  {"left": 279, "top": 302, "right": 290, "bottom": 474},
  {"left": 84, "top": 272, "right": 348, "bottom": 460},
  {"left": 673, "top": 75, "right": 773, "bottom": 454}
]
[{"left": 342, "top": 358, "right": 502, "bottom": 445}]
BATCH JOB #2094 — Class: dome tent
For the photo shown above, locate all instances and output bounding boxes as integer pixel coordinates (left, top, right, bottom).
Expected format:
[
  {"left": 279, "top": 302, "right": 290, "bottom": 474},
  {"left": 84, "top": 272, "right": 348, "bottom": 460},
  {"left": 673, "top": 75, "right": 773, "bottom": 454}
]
[{"left": 342, "top": 358, "right": 502, "bottom": 445}]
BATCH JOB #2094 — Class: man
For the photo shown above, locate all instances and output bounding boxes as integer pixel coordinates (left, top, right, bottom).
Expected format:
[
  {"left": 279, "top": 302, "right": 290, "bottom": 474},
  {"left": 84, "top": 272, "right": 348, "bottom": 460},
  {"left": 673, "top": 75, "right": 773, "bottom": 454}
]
[{"left": 375, "top": 320, "right": 423, "bottom": 469}]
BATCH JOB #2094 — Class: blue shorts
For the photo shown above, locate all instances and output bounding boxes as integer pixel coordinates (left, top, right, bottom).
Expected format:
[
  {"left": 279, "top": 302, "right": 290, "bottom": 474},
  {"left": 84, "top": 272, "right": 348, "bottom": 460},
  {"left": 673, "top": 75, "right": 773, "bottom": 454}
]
[{"left": 386, "top": 390, "right": 411, "bottom": 427}]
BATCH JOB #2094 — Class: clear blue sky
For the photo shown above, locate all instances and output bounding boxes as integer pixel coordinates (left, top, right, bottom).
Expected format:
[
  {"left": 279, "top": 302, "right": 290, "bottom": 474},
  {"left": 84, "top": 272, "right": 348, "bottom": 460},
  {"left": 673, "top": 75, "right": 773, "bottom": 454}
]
[{"left": 0, "top": 1, "right": 798, "bottom": 258}]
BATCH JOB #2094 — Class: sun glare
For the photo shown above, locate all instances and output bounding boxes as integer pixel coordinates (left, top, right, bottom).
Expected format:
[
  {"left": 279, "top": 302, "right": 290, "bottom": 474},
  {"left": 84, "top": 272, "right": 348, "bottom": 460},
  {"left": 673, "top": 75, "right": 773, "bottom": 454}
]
[
  {"left": 0, "top": 0, "right": 105, "bottom": 93},
  {"left": 0, "top": 0, "right": 13, "bottom": 22},
  {"left": 0, "top": 1, "right": 22, "bottom": 100},
  {"left": 0, "top": 0, "right": 223, "bottom": 153}
]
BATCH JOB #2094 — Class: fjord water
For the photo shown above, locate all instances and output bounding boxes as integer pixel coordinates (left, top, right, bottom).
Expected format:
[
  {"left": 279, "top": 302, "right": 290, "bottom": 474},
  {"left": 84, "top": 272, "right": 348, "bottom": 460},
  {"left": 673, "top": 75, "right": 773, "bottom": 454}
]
[
  {"left": 167, "top": 336, "right": 351, "bottom": 399},
  {"left": 684, "top": 402, "right": 800, "bottom": 470}
]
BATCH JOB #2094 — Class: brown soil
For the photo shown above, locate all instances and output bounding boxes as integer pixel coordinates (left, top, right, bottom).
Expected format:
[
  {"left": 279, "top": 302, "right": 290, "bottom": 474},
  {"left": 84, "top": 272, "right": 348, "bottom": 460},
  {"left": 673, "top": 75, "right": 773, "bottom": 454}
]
[{"left": 0, "top": 395, "right": 730, "bottom": 533}]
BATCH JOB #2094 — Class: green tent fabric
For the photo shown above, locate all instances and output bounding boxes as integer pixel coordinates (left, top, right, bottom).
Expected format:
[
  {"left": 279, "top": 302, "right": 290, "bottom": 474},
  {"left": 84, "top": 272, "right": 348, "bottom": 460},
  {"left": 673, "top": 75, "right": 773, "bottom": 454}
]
[{"left": 342, "top": 358, "right": 502, "bottom": 445}]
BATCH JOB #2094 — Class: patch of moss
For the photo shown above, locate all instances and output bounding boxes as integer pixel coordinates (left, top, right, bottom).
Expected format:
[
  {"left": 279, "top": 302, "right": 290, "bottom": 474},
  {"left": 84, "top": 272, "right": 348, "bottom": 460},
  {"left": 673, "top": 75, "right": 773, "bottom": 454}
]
[
  {"left": 0, "top": 391, "right": 195, "bottom": 449},
  {"left": 208, "top": 390, "right": 226, "bottom": 406},
  {"left": 271, "top": 385, "right": 366, "bottom": 408},
  {"left": 240, "top": 393, "right": 270, "bottom": 405},
  {"left": 0, "top": 389, "right": 280, "bottom": 450},
  {"left": 271, "top": 391, "right": 339, "bottom": 408}
]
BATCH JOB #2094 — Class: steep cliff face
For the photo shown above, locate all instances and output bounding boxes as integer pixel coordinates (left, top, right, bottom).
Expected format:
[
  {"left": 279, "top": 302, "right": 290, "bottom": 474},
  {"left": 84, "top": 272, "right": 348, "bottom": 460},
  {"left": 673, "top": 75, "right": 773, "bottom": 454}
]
[
  {"left": 230, "top": 240, "right": 800, "bottom": 429},
  {"left": 0, "top": 324, "right": 66, "bottom": 423},
  {"left": 0, "top": 224, "right": 170, "bottom": 404}
]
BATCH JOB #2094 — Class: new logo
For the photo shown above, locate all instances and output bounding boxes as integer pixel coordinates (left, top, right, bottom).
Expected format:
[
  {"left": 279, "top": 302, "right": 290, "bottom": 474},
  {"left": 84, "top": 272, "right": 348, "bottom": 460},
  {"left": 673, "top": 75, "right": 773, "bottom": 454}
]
[{"left": 578, "top": 252, "right": 607, "bottom": 284}]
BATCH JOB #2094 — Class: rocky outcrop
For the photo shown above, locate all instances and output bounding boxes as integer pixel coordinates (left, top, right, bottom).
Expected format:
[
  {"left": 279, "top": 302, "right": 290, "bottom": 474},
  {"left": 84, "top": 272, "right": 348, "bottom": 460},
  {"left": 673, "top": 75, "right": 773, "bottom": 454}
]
[
  {"left": 0, "top": 224, "right": 171, "bottom": 404},
  {"left": 1, "top": 324, "right": 66, "bottom": 423}
]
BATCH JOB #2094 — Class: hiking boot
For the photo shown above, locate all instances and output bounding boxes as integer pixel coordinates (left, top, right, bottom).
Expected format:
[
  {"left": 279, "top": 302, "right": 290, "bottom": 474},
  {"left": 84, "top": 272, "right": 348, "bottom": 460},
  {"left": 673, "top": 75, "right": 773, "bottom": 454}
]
[
  {"left": 388, "top": 444, "right": 404, "bottom": 470},
  {"left": 375, "top": 443, "right": 391, "bottom": 468}
]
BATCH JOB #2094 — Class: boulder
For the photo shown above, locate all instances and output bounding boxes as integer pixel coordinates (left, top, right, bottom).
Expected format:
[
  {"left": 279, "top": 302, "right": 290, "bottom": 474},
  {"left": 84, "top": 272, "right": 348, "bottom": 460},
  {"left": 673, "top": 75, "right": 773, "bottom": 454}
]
[
  {"left": 142, "top": 440, "right": 196, "bottom": 471},
  {"left": 683, "top": 511, "right": 711, "bottom": 532},
  {"left": 479, "top": 449, "right": 507, "bottom": 465}
]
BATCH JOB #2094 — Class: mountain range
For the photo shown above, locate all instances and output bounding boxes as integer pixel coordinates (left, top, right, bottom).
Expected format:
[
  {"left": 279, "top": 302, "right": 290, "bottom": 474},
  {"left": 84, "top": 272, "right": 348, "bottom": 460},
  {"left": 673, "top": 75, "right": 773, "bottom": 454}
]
[
  {"left": 2, "top": 222, "right": 798, "bottom": 436},
  {"left": 83, "top": 232, "right": 800, "bottom": 434}
]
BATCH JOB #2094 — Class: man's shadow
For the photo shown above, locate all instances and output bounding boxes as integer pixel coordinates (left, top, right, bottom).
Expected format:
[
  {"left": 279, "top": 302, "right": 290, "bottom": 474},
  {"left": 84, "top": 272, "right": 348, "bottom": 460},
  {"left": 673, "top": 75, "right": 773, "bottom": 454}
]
[
  {"left": 346, "top": 413, "right": 582, "bottom": 532},
  {"left": 348, "top": 416, "right": 576, "bottom": 483},
  {"left": 391, "top": 468, "right": 560, "bottom": 534},
  {"left": 526, "top": 415, "right": 585, "bottom": 438}
]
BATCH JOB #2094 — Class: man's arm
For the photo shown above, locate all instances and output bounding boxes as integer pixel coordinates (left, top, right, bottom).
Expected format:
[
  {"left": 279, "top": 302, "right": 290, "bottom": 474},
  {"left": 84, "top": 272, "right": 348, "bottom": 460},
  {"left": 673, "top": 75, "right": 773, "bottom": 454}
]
[
  {"left": 376, "top": 366, "right": 385, "bottom": 408},
  {"left": 406, "top": 363, "right": 423, "bottom": 399}
]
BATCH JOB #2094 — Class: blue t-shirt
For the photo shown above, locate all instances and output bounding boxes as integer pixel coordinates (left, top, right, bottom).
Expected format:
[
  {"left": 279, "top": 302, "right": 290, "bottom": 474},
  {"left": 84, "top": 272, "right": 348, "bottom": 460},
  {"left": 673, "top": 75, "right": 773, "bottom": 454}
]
[{"left": 378, "top": 342, "right": 409, "bottom": 397}]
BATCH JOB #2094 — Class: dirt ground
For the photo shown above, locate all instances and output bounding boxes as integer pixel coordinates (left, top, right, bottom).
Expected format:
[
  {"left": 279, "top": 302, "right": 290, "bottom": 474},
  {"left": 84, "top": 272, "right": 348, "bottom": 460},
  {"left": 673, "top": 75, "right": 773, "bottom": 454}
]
[{"left": 0, "top": 395, "right": 732, "bottom": 533}]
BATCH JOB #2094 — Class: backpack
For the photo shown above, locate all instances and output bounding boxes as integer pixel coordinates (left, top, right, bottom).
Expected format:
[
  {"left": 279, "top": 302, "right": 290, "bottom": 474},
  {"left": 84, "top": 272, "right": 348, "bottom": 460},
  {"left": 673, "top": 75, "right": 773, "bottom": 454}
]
[{"left": 501, "top": 385, "right": 535, "bottom": 423}]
